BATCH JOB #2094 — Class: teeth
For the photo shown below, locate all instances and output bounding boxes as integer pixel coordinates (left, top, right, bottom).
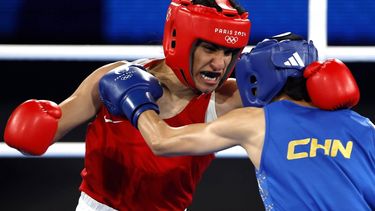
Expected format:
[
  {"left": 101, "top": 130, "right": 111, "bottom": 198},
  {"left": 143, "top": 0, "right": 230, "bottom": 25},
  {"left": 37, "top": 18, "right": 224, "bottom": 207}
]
[{"left": 200, "top": 73, "right": 217, "bottom": 81}]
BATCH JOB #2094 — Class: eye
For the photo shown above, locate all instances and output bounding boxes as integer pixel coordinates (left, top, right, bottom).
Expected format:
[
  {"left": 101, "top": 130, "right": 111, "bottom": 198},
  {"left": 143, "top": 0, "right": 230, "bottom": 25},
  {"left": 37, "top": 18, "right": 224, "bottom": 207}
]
[{"left": 202, "top": 44, "right": 217, "bottom": 52}]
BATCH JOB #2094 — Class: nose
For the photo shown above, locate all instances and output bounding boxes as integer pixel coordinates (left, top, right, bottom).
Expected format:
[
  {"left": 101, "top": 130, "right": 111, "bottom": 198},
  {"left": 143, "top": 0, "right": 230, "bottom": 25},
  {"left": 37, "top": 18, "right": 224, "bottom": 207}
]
[{"left": 210, "top": 50, "right": 228, "bottom": 71}]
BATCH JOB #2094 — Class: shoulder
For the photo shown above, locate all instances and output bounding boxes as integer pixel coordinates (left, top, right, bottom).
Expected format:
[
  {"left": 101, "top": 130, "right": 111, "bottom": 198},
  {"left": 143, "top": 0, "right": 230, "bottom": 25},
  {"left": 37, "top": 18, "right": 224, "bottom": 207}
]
[
  {"left": 234, "top": 107, "right": 266, "bottom": 150},
  {"left": 216, "top": 78, "right": 238, "bottom": 97},
  {"left": 100, "top": 60, "right": 130, "bottom": 72},
  {"left": 91, "top": 60, "right": 130, "bottom": 79},
  {"left": 233, "top": 107, "right": 265, "bottom": 126},
  {"left": 217, "top": 107, "right": 265, "bottom": 134},
  {"left": 213, "top": 78, "right": 242, "bottom": 115},
  {"left": 209, "top": 107, "right": 265, "bottom": 152},
  {"left": 76, "top": 61, "right": 130, "bottom": 91}
]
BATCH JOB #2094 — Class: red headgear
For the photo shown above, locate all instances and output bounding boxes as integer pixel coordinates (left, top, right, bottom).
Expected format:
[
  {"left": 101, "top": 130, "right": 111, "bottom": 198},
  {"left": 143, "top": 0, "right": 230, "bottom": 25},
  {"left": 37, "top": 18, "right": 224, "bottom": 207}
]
[{"left": 163, "top": 0, "right": 251, "bottom": 90}]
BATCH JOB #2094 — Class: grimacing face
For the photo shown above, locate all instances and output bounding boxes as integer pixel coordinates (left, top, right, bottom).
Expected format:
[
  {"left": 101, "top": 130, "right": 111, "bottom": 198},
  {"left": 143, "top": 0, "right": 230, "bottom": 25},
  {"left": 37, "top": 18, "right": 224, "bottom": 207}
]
[{"left": 192, "top": 41, "right": 235, "bottom": 93}]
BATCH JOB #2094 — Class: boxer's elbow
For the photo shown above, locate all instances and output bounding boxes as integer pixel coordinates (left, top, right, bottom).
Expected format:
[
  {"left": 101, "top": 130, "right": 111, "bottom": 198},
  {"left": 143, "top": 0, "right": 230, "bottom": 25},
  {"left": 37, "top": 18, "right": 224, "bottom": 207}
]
[
  {"left": 148, "top": 140, "right": 168, "bottom": 156},
  {"left": 139, "top": 137, "right": 165, "bottom": 157},
  {"left": 142, "top": 119, "right": 179, "bottom": 156},
  {"left": 147, "top": 133, "right": 173, "bottom": 156},
  {"left": 148, "top": 132, "right": 176, "bottom": 156}
]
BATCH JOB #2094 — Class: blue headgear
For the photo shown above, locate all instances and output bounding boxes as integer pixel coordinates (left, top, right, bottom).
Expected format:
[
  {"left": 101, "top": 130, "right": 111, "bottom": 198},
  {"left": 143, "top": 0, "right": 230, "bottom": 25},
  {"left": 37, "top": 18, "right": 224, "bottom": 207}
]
[{"left": 235, "top": 33, "right": 318, "bottom": 107}]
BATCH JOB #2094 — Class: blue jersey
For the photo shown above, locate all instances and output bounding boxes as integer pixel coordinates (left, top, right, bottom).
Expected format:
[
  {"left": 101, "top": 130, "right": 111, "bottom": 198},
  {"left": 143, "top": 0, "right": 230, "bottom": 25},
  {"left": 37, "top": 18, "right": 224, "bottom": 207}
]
[{"left": 257, "top": 100, "right": 375, "bottom": 211}]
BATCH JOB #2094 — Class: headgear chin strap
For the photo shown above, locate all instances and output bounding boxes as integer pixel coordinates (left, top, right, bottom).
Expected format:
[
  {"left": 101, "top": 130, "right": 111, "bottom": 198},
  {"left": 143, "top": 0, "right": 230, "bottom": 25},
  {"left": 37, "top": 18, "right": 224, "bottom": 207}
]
[
  {"left": 235, "top": 33, "right": 318, "bottom": 107},
  {"left": 163, "top": 0, "right": 251, "bottom": 90}
]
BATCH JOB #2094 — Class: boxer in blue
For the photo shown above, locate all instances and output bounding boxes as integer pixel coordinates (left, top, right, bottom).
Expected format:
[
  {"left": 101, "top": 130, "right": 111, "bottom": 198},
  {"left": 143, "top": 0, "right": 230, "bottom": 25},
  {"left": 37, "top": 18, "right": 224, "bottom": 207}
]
[{"left": 99, "top": 32, "right": 375, "bottom": 210}]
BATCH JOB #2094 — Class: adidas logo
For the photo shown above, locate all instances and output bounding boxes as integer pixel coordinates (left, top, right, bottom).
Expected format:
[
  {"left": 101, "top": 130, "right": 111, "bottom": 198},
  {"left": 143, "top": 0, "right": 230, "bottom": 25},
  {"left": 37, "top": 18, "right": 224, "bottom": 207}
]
[{"left": 284, "top": 52, "right": 305, "bottom": 67}]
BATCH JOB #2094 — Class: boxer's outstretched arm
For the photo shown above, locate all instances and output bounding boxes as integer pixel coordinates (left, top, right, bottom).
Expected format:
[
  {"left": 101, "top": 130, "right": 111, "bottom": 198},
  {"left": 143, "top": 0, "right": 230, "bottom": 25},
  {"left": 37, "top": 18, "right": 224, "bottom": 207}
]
[
  {"left": 138, "top": 107, "right": 264, "bottom": 157},
  {"left": 4, "top": 61, "right": 127, "bottom": 155},
  {"left": 55, "top": 61, "right": 126, "bottom": 141}
]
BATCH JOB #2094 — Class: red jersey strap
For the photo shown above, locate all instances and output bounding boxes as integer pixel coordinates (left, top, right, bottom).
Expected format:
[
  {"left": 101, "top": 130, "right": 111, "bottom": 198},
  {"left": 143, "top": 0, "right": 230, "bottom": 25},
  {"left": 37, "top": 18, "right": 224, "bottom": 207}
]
[
  {"left": 165, "top": 93, "right": 212, "bottom": 126},
  {"left": 132, "top": 58, "right": 164, "bottom": 70}
]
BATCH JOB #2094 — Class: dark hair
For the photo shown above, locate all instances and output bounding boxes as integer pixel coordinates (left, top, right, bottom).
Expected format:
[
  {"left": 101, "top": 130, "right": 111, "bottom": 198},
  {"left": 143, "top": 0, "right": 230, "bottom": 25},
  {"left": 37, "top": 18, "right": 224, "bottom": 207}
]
[
  {"left": 278, "top": 77, "right": 311, "bottom": 102},
  {"left": 192, "top": 0, "right": 247, "bottom": 15}
]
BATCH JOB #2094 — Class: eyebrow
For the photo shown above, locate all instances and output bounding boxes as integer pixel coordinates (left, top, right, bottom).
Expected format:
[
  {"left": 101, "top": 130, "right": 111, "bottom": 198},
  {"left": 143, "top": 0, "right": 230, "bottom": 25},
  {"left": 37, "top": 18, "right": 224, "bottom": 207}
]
[{"left": 201, "top": 42, "right": 235, "bottom": 51}]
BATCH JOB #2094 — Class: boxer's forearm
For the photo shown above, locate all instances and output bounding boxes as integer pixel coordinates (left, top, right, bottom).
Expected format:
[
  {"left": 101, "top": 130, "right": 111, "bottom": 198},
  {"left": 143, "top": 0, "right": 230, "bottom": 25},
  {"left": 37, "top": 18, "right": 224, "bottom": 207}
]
[
  {"left": 138, "top": 110, "right": 173, "bottom": 155},
  {"left": 138, "top": 110, "right": 227, "bottom": 157}
]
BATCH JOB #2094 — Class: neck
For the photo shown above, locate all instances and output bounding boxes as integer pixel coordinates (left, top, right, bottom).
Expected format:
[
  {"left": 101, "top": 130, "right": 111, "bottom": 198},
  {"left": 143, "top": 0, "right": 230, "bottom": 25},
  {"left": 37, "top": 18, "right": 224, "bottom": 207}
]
[
  {"left": 275, "top": 94, "right": 316, "bottom": 108},
  {"left": 149, "top": 60, "right": 202, "bottom": 119},
  {"left": 149, "top": 60, "right": 197, "bottom": 99}
]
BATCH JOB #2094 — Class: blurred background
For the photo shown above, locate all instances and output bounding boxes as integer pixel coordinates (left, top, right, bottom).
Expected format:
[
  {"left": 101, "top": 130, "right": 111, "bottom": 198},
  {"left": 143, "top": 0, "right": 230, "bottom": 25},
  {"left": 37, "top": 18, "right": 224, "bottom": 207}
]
[{"left": 0, "top": 0, "right": 374, "bottom": 210}]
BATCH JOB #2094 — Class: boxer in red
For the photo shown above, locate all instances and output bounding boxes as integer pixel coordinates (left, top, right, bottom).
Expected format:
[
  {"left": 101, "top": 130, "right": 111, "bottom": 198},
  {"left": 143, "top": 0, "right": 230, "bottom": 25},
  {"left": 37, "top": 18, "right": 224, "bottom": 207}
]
[{"left": 4, "top": 0, "right": 251, "bottom": 210}]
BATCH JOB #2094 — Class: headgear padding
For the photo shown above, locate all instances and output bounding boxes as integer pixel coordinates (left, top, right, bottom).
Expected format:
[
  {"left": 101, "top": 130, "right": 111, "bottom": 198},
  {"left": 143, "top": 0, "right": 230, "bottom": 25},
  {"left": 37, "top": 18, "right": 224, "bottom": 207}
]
[
  {"left": 163, "top": 0, "right": 251, "bottom": 90},
  {"left": 235, "top": 32, "right": 318, "bottom": 107}
]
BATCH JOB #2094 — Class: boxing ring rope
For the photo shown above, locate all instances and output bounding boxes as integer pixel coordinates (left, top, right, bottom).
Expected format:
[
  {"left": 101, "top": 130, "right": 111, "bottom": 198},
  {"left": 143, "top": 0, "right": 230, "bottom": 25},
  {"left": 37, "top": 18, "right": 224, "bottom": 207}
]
[
  {"left": 1, "top": 0, "right": 375, "bottom": 62},
  {"left": 0, "top": 143, "right": 248, "bottom": 158},
  {"left": 1, "top": 45, "right": 375, "bottom": 62},
  {"left": 1, "top": 0, "right": 374, "bottom": 158},
  {"left": 0, "top": 45, "right": 165, "bottom": 61}
]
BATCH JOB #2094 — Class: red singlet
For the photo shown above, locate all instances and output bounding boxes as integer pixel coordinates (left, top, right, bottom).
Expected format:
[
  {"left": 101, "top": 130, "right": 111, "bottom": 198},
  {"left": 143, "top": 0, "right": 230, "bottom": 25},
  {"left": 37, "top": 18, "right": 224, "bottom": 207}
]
[{"left": 80, "top": 89, "right": 214, "bottom": 210}]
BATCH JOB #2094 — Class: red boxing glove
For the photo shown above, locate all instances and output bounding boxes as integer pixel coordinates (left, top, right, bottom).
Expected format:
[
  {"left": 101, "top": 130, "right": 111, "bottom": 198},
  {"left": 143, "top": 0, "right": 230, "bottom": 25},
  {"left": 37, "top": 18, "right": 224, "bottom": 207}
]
[
  {"left": 4, "top": 99, "right": 62, "bottom": 155},
  {"left": 304, "top": 59, "right": 360, "bottom": 110}
]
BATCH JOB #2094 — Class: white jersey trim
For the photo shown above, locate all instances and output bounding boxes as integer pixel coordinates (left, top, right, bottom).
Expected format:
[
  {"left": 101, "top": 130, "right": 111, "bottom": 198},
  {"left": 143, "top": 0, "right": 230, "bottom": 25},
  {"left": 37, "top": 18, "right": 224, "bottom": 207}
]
[
  {"left": 76, "top": 192, "right": 189, "bottom": 211},
  {"left": 76, "top": 192, "right": 117, "bottom": 211},
  {"left": 205, "top": 91, "right": 218, "bottom": 123}
]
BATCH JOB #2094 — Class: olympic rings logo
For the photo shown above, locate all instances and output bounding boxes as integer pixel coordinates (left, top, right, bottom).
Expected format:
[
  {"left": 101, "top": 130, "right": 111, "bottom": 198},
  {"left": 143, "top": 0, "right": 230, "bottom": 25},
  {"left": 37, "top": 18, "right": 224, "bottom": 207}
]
[{"left": 225, "top": 36, "right": 238, "bottom": 44}]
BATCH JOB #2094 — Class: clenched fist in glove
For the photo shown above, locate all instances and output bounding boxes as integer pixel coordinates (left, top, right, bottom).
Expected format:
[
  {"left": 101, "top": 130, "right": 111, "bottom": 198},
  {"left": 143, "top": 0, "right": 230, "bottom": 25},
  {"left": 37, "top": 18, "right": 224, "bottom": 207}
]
[
  {"left": 99, "top": 64, "right": 163, "bottom": 128},
  {"left": 4, "top": 99, "right": 62, "bottom": 155},
  {"left": 304, "top": 59, "right": 360, "bottom": 110}
]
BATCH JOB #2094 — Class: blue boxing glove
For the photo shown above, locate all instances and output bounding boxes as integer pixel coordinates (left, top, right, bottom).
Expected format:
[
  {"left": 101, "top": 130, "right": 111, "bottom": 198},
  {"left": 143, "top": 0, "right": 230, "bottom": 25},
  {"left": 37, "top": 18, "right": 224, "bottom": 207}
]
[{"left": 99, "top": 64, "right": 163, "bottom": 128}]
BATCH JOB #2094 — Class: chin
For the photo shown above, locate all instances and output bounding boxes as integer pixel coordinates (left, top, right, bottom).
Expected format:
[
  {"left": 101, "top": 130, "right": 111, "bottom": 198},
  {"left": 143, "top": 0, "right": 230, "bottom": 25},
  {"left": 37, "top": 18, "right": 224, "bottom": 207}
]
[{"left": 197, "top": 85, "right": 217, "bottom": 94}]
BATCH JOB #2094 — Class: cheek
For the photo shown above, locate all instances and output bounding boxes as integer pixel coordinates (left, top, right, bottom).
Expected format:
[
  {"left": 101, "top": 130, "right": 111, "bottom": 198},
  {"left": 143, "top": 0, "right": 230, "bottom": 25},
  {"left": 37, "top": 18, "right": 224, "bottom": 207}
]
[
  {"left": 225, "top": 55, "right": 233, "bottom": 66},
  {"left": 191, "top": 50, "right": 200, "bottom": 72},
  {"left": 192, "top": 53, "right": 204, "bottom": 74}
]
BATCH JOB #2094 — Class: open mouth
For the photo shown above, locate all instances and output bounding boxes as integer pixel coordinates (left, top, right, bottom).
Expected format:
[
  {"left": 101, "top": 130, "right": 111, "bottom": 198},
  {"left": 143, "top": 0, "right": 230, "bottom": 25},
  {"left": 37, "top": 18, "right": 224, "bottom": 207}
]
[{"left": 200, "top": 71, "right": 221, "bottom": 82}]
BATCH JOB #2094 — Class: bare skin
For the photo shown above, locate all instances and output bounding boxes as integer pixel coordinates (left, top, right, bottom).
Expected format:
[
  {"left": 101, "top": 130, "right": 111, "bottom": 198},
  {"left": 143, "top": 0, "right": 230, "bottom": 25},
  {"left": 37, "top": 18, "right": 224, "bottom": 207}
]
[
  {"left": 53, "top": 42, "right": 242, "bottom": 141},
  {"left": 137, "top": 95, "right": 315, "bottom": 169}
]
